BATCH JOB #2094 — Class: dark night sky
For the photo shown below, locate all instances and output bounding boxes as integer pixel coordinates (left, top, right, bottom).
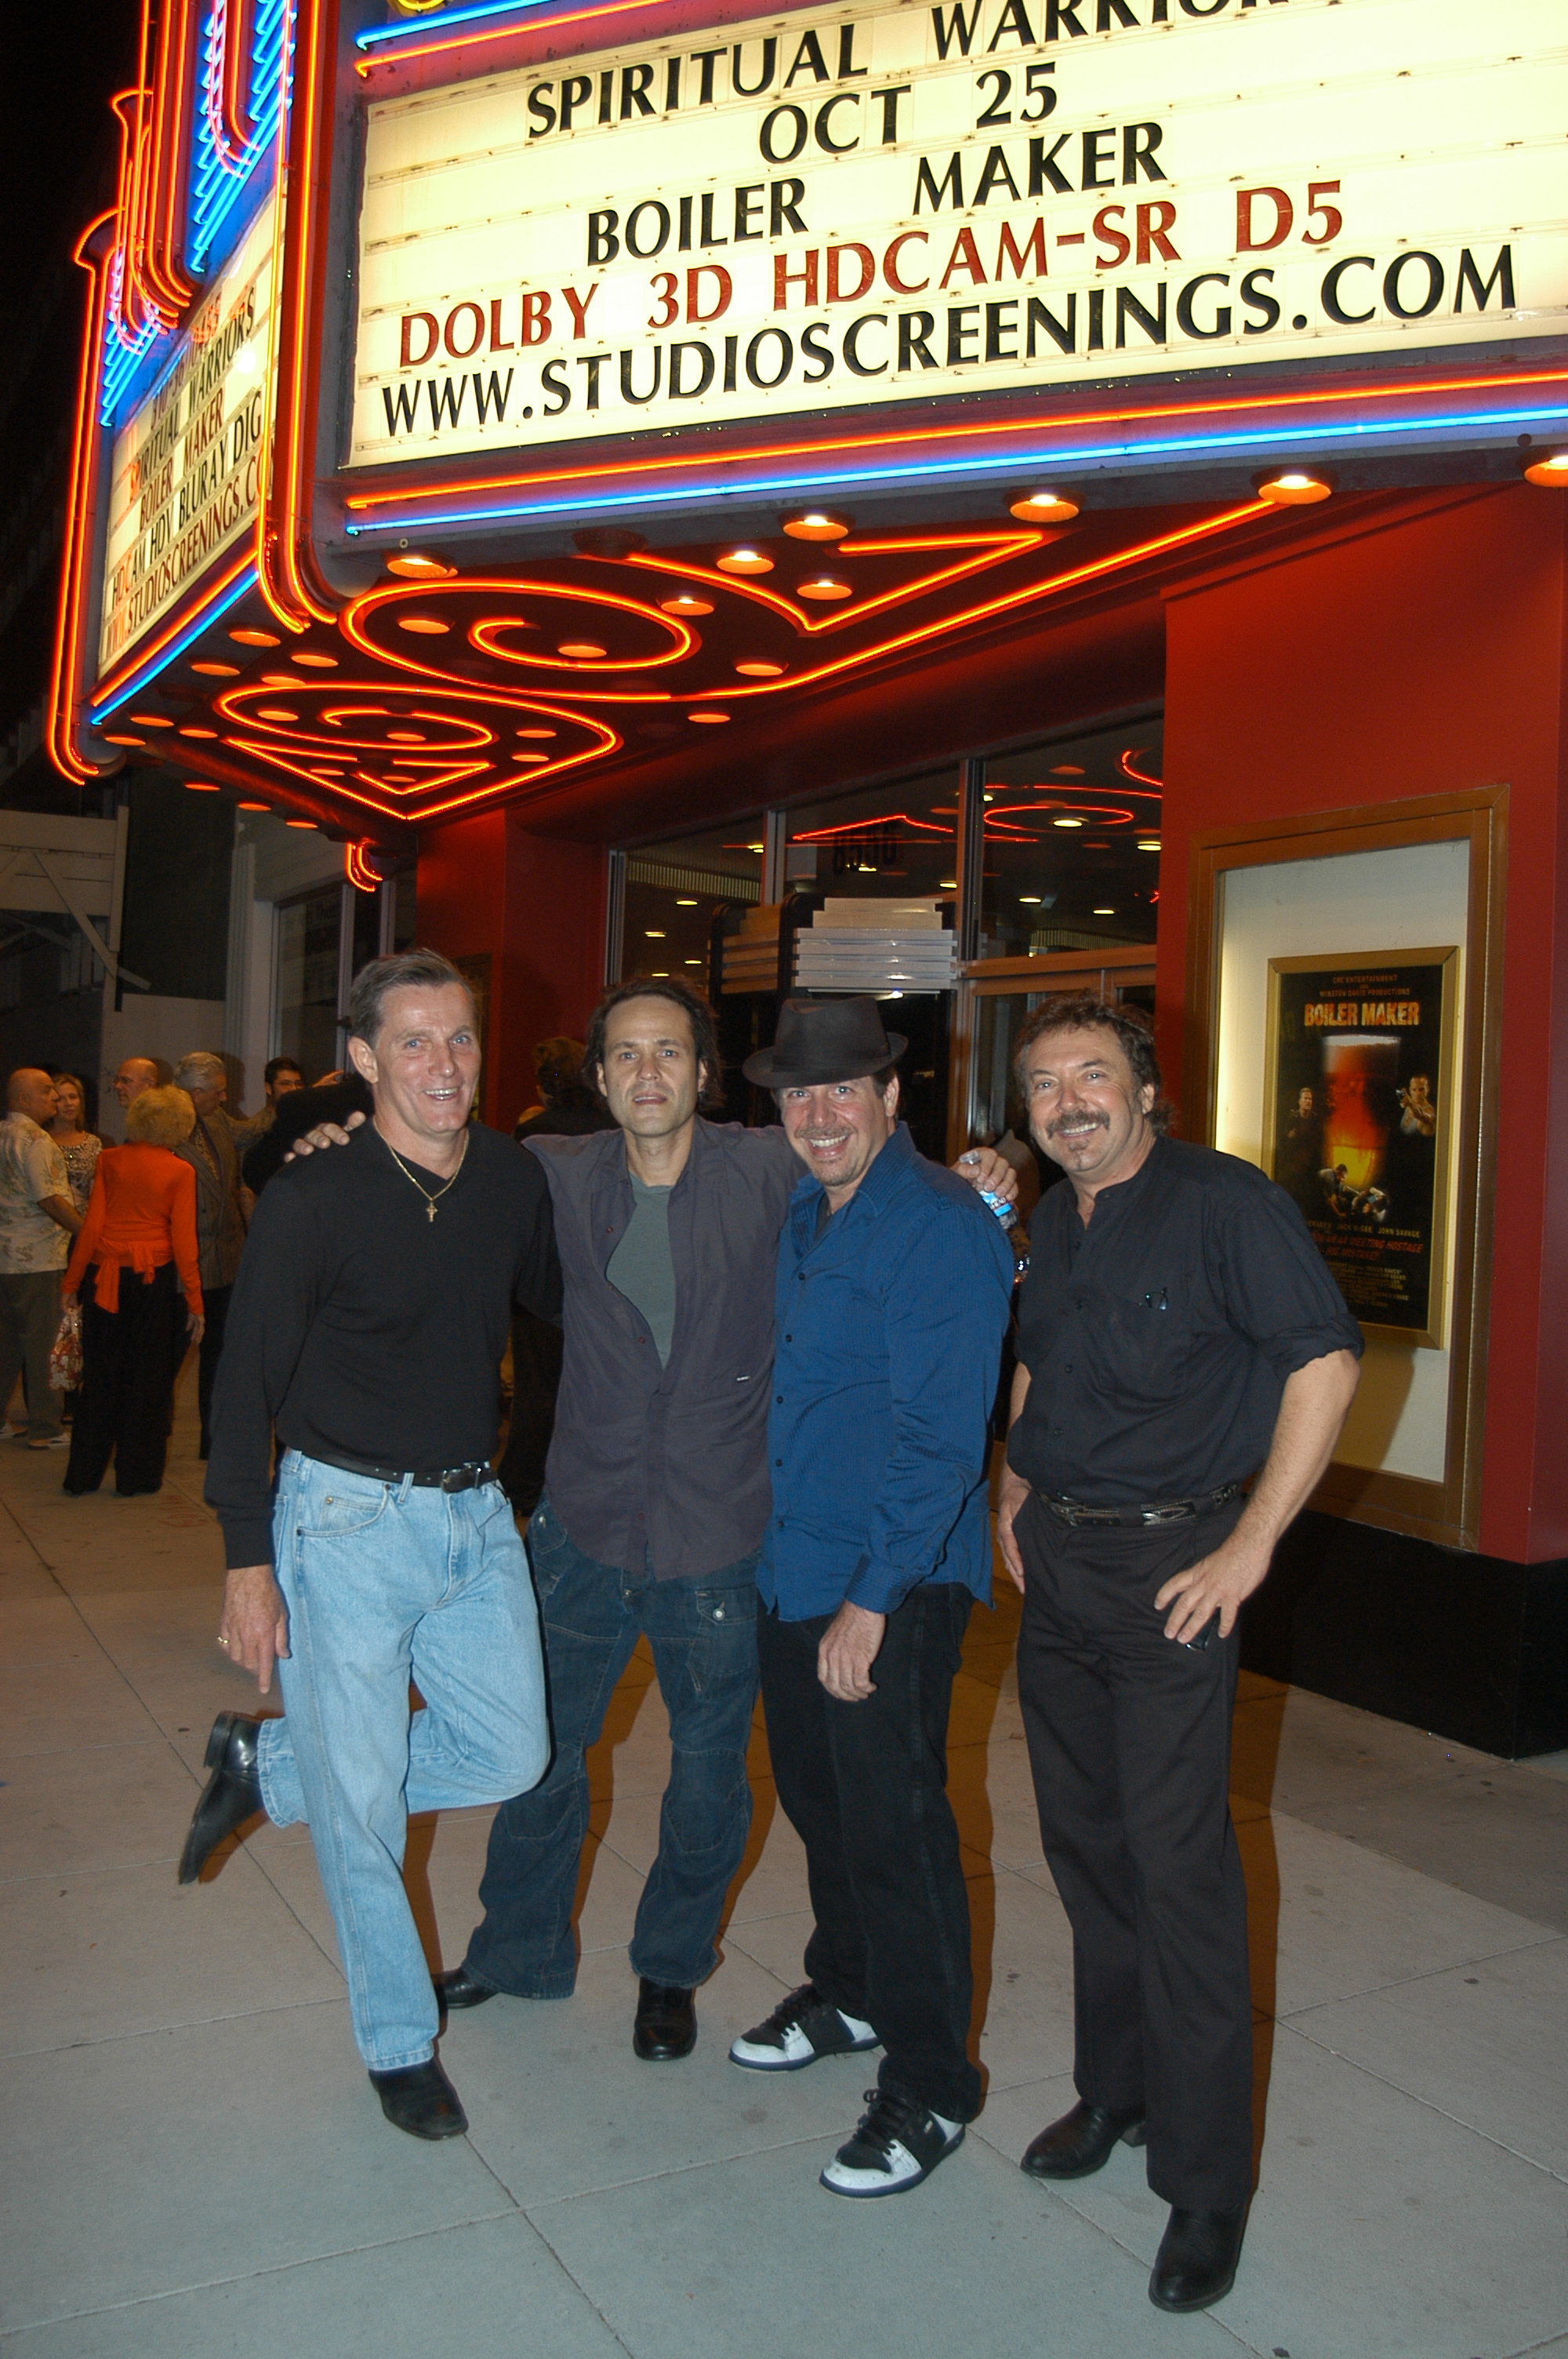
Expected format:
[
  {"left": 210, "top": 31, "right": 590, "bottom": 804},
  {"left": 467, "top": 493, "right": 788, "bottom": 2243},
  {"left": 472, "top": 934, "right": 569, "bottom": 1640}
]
[{"left": 3, "top": 0, "right": 136, "bottom": 323}]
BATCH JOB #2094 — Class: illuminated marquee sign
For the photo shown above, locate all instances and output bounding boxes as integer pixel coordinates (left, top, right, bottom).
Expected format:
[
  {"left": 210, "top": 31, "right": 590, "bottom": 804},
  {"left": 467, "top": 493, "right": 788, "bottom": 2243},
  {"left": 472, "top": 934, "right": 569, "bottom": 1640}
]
[
  {"left": 351, "top": 0, "right": 1564, "bottom": 460},
  {"left": 98, "top": 200, "right": 276, "bottom": 678}
]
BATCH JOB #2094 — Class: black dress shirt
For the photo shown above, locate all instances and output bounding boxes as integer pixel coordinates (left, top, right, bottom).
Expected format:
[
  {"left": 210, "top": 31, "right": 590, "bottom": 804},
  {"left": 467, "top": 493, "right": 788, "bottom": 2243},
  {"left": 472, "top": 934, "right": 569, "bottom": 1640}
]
[
  {"left": 205, "top": 1121, "right": 561, "bottom": 1568},
  {"left": 1008, "top": 1136, "right": 1361, "bottom": 1506}
]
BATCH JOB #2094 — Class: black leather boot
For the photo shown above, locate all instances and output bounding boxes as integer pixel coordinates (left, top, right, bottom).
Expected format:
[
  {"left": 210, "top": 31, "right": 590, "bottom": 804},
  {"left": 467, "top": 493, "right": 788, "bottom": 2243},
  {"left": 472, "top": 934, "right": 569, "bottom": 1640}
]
[{"left": 177, "top": 1711, "right": 264, "bottom": 1884}]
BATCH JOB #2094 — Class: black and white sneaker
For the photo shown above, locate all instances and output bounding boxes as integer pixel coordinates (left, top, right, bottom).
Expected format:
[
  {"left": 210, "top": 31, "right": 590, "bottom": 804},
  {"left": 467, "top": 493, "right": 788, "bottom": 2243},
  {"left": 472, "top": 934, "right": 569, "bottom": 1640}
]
[
  {"left": 819, "top": 2087, "right": 965, "bottom": 2197},
  {"left": 729, "top": 1983, "right": 880, "bottom": 2073}
]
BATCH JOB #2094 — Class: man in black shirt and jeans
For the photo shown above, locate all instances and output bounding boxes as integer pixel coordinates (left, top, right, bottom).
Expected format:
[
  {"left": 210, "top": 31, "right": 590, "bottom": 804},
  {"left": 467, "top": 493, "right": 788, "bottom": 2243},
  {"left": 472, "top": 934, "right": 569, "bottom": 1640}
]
[
  {"left": 180, "top": 951, "right": 561, "bottom": 2142},
  {"left": 995, "top": 994, "right": 1360, "bottom": 2315}
]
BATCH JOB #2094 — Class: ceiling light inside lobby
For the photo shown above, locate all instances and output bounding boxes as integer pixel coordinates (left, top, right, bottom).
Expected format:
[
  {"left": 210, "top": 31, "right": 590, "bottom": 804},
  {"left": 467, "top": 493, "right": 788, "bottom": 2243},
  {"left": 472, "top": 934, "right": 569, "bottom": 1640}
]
[
  {"left": 1009, "top": 492, "right": 1080, "bottom": 523},
  {"left": 1257, "top": 471, "right": 1332, "bottom": 506}
]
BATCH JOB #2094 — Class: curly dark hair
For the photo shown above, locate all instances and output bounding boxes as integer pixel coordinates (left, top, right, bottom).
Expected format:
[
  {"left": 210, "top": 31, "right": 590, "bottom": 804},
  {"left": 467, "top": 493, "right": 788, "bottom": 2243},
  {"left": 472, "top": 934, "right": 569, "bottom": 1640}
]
[
  {"left": 583, "top": 977, "right": 724, "bottom": 1110},
  {"left": 1011, "top": 992, "right": 1171, "bottom": 1133}
]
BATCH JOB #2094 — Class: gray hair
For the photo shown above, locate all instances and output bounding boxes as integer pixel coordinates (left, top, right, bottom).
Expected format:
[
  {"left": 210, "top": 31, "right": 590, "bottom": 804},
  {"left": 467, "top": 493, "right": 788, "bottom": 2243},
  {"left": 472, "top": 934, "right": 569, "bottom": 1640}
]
[
  {"left": 347, "top": 950, "right": 474, "bottom": 1049},
  {"left": 172, "top": 1052, "right": 226, "bottom": 1092}
]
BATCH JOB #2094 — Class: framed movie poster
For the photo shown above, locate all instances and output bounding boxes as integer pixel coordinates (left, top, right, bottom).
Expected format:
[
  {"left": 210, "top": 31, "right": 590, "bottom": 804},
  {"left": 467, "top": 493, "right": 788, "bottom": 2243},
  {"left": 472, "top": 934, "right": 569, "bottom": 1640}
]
[{"left": 1263, "top": 947, "right": 1459, "bottom": 1348}]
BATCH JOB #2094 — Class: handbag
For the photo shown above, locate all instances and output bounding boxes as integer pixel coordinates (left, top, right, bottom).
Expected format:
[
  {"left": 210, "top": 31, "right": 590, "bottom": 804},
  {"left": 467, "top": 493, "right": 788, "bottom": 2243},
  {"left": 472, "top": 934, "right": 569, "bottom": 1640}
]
[{"left": 49, "top": 1303, "right": 83, "bottom": 1392}]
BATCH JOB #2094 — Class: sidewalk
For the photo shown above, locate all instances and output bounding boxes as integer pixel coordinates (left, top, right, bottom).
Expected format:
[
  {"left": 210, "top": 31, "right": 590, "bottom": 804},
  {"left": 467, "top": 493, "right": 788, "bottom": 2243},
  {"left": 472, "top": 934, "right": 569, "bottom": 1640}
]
[{"left": 2, "top": 1379, "right": 1566, "bottom": 2359}]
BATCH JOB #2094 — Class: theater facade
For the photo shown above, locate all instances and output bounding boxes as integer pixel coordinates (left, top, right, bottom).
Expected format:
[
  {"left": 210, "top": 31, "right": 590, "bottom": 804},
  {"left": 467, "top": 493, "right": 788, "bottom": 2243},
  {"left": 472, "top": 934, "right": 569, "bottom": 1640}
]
[{"left": 49, "top": 0, "right": 1568, "bottom": 1750}]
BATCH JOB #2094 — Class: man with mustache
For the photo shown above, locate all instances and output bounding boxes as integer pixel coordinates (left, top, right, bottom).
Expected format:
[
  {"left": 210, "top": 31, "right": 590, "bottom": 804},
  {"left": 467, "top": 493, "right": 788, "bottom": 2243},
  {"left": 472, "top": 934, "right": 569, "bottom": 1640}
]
[
  {"left": 728, "top": 998, "right": 1014, "bottom": 2200},
  {"left": 995, "top": 994, "right": 1361, "bottom": 2314}
]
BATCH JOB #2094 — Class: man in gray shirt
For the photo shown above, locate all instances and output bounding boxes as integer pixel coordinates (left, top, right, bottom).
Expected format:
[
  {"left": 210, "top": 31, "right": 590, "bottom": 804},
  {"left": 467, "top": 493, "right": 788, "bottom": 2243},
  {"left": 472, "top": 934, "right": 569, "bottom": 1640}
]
[{"left": 435, "top": 979, "right": 1016, "bottom": 2063}]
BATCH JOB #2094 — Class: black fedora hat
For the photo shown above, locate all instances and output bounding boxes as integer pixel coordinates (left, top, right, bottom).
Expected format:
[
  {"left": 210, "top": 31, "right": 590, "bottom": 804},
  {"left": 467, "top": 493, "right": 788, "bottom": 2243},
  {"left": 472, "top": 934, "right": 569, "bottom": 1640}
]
[{"left": 742, "top": 996, "right": 906, "bottom": 1088}]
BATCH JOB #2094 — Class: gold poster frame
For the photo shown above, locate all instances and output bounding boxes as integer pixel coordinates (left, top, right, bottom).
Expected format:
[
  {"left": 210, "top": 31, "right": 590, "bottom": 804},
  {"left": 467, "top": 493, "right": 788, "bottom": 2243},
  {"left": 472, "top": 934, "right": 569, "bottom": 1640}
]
[
  {"left": 1261, "top": 944, "right": 1459, "bottom": 1351},
  {"left": 1182, "top": 788, "right": 1507, "bottom": 1551}
]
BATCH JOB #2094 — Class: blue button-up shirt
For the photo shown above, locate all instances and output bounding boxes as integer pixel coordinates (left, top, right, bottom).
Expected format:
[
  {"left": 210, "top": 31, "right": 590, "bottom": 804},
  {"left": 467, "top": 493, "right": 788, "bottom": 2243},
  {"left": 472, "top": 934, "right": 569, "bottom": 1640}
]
[{"left": 759, "top": 1123, "right": 1015, "bottom": 1621}]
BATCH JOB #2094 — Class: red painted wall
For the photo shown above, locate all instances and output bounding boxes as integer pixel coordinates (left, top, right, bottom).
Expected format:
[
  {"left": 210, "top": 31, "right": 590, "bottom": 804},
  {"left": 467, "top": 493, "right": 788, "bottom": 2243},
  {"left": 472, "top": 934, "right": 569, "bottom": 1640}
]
[
  {"left": 415, "top": 812, "right": 605, "bottom": 1129},
  {"left": 1158, "top": 485, "right": 1568, "bottom": 1563}
]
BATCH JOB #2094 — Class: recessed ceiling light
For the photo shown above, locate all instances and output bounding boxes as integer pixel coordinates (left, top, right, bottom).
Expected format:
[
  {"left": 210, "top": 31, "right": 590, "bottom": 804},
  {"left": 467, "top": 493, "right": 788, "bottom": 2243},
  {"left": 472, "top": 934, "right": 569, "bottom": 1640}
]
[
  {"left": 185, "top": 781, "right": 220, "bottom": 792},
  {"left": 285, "top": 818, "right": 318, "bottom": 829},
  {"left": 516, "top": 728, "right": 557, "bottom": 739},
  {"left": 397, "top": 616, "right": 451, "bottom": 635},
  {"left": 387, "top": 729, "right": 426, "bottom": 743},
  {"left": 1525, "top": 453, "right": 1568, "bottom": 487},
  {"left": 386, "top": 552, "right": 455, "bottom": 580},
  {"left": 103, "top": 732, "right": 144, "bottom": 746},
  {"left": 230, "top": 627, "right": 281, "bottom": 647},
  {"left": 292, "top": 651, "right": 339, "bottom": 668},
  {"left": 191, "top": 660, "right": 239, "bottom": 677},
  {"left": 1051, "top": 764, "right": 1084, "bottom": 776},
  {"left": 178, "top": 725, "right": 217, "bottom": 738},
  {"left": 1256, "top": 470, "right": 1332, "bottom": 505},
  {"left": 717, "top": 548, "right": 773, "bottom": 575},
  {"left": 238, "top": 800, "right": 270, "bottom": 810},
  {"left": 1019, "top": 895, "right": 1042, "bottom": 904},
  {"left": 650, "top": 970, "right": 670, "bottom": 977},
  {"left": 746, "top": 842, "right": 764, "bottom": 853},
  {"left": 675, "top": 897, "right": 698, "bottom": 905},
  {"left": 132, "top": 713, "right": 173, "bottom": 728},
  {"left": 1053, "top": 817, "right": 1084, "bottom": 829},
  {"left": 255, "top": 706, "right": 298, "bottom": 722},
  {"left": 797, "top": 577, "right": 851, "bottom": 602},
  {"left": 645, "top": 929, "right": 666, "bottom": 938},
  {"left": 782, "top": 512, "right": 848, "bottom": 541},
  {"left": 1093, "top": 906, "right": 1116, "bottom": 914},
  {"left": 690, "top": 711, "right": 731, "bottom": 724},
  {"left": 1009, "top": 492, "right": 1080, "bottom": 524},
  {"left": 661, "top": 594, "right": 713, "bottom": 614},
  {"left": 558, "top": 642, "right": 606, "bottom": 658},
  {"left": 1138, "top": 838, "right": 1161, "bottom": 852},
  {"left": 939, "top": 879, "right": 957, "bottom": 889},
  {"left": 511, "top": 752, "right": 548, "bottom": 764},
  {"left": 684, "top": 958, "right": 702, "bottom": 966},
  {"left": 735, "top": 661, "right": 784, "bottom": 677}
]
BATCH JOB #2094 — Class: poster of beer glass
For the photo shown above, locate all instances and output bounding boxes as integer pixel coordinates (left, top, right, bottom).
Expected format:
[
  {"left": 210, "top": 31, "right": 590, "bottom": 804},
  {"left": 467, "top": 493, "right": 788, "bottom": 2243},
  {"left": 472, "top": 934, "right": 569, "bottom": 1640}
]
[{"left": 1263, "top": 947, "right": 1458, "bottom": 1347}]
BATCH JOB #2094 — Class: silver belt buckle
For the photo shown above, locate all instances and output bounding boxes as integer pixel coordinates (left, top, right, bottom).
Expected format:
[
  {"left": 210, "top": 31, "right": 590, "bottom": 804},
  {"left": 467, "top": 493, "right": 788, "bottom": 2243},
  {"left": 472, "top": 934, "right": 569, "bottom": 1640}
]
[{"left": 1140, "top": 1501, "right": 1196, "bottom": 1526}]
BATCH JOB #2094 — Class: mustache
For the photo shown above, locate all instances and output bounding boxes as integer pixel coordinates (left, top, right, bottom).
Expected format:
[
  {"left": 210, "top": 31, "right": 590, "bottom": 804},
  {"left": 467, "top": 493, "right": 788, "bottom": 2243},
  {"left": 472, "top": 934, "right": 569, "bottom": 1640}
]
[{"left": 1046, "top": 1110, "right": 1110, "bottom": 1140}]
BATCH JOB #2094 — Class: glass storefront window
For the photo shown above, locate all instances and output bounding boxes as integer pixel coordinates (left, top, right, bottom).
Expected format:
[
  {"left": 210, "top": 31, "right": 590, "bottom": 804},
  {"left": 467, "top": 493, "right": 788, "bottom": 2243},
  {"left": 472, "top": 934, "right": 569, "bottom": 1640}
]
[
  {"left": 981, "top": 718, "right": 1163, "bottom": 960},
  {"left": 781, "top": 765, "right": 961, "bottom": 907},
  {"left": 276, "top": 886, "right": 343, "bottom": 1081},
  {"left": 622, "top": 821, "right": 764, "bottom": 984}
]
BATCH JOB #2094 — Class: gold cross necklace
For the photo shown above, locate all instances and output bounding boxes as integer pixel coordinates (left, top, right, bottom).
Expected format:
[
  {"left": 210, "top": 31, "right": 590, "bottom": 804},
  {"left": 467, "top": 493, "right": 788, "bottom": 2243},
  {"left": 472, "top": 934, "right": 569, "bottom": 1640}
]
[{"left": 376, "top": 1121, "right": 469, "bottom": 1222}]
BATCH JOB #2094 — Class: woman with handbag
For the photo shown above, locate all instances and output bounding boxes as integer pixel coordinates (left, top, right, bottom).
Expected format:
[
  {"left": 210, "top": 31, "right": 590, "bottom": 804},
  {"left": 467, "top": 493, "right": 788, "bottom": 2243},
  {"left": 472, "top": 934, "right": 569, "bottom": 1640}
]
[{"left": 61, "top": 1087, "right": 205, "bottom": 1498}]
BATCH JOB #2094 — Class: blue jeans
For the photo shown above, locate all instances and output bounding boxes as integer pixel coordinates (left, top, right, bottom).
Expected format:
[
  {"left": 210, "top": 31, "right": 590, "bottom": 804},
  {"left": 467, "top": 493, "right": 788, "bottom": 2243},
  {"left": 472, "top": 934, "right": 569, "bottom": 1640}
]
[
  {"left": 256, "top": 1452, "right": 549, "bottom": 2072},
  {"left": 465, "top": 1496, "right": 760, "bottom": 1996}
]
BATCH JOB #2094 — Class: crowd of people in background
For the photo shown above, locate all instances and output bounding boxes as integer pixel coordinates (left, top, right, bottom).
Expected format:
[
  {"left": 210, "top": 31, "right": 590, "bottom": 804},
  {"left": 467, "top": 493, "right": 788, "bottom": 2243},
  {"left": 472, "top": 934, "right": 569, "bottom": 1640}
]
[{"left": 0, "top": 1048, "right": 348, "bottom": 1497}]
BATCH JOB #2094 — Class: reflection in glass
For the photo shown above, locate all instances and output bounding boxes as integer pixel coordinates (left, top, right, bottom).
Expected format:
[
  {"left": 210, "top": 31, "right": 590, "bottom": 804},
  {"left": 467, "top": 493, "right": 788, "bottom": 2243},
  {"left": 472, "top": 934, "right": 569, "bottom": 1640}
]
[{"left": 982, "top": 718, "right": 1162, "bottom": 958}]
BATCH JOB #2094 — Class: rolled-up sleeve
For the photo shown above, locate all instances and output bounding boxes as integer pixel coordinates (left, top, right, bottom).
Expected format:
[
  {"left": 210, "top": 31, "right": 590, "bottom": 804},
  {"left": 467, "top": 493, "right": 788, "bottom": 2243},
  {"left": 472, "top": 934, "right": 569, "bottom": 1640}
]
[{"left": 1215, "top": 1182, "right": 1363, "bottom": 1378}]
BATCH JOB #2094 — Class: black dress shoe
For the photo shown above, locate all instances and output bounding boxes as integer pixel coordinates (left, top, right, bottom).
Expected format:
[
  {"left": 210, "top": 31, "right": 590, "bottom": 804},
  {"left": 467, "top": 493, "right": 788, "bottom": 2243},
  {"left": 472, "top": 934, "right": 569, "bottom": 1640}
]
[
  {"left": 1149, "top": 2205, "right": 1247, "bottom": 2313},
  {"left": 434, "top": 1964, "right": 498, "bottom": 2012},
  {"left": 1020, "top": 2099, "right": 1147, "bottom": 2180},
  {"left": 177, "top": 1711, "right": 264, "bottom": 1885},
  {"left": 632, "top": 1977, "right": 696, "bottom": 2060},
  {"left": 368, "top": 2057, "right": 469, "bottom": 2140}
]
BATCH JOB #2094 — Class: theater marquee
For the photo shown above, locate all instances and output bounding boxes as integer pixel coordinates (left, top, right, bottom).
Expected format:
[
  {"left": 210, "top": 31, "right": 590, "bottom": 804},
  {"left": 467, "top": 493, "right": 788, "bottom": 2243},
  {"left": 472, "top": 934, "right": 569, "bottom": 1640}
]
[{"left": 348, "top": 0, "right": 1564, "bottom": 460}]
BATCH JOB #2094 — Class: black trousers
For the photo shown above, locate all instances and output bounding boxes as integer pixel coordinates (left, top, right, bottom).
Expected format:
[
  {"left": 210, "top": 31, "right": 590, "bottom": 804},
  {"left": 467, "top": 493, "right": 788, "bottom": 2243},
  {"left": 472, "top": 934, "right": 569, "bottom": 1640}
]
[
  {"left": 197, "top": 1283, "right": 230, "bottom": 1459},
  {"left": 756, "top": 1583, "right": 979, "bottom": 2124},
  {"left": 64, "top": 1263, "right": 187, "bottom": 1497},
  {"left": 1014, "top": 1489, "right": 1254, "bottom": 2208}
]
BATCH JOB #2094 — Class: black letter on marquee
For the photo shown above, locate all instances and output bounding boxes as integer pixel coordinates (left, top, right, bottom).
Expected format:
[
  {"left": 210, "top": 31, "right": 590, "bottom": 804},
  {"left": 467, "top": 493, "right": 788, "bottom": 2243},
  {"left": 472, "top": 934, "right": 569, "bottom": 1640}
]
[
  {"left": 1320, "top": 256, "right": 1375, "bottom": 325},
  {"left": 1239, "top": 266, "right": 1278, "bottom": 333},
  {"left": 619, "top": 347, "right": 663, "bottom": 403},
  {"left": 1454, "top": 245, "right": 1515, "bottom": 313},
  {"left": 1384, "top": 251, "right": 1443, "bottom": 320},
  {"left": 1026, "top": 293, "right": 1076, "bottom": 354},
  {"left": 1175, "top": 272, "right": 1229, "bottom": 339},
  {"left": 915, "top": 154, "right": 964, "bottom": 212}
]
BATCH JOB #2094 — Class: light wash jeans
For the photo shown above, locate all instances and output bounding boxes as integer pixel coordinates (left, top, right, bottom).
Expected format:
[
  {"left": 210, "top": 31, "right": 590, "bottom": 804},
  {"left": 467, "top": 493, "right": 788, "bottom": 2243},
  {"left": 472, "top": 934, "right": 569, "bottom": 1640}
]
[{"left": 256, "top": 1451, "right": 548, "bottom": 2071}]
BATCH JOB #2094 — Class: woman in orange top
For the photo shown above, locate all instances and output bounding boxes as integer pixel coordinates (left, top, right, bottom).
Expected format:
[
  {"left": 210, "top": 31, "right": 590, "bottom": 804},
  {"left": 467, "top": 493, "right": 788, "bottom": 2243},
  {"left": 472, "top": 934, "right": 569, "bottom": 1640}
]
[{"left": 62, "top": 1087, "right": 205, "bottom": 1498}]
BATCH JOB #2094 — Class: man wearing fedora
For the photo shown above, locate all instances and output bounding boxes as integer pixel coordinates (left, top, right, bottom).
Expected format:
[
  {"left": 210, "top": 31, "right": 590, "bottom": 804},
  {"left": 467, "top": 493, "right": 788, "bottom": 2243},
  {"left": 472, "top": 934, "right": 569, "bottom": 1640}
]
[{"left": 728, "top": 998, "right": 1014, "bottom": 2199}]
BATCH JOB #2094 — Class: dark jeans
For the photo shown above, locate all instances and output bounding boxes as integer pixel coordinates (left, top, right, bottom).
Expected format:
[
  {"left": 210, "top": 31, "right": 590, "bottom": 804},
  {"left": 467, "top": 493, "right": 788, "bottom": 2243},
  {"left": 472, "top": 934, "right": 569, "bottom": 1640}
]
[
  {"left": 466, "top": 1496, "right": 760, "bottom": 1996},
  {"left": 756, "top": 1582, "right": 979, "bottom": 2125},
  {"left": 65, "top": 1262, "right": 187, "bottom": 1496},
  {"left": 197, "top": 1283, "right": 230, "bottom": 1459},
  {"left": 1014, "top": 1489, "right": 1254, "bottom": 2210},
  {"left": 0, "top": 1270, "right": 63, "bottom": 1441}
]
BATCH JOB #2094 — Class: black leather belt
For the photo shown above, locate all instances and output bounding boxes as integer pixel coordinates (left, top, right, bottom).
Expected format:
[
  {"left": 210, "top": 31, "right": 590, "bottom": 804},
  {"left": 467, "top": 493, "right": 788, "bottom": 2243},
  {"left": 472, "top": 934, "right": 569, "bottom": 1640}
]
[
  {"left": 307, "top": 1448, "right": 495, "bottom": 1493},
  {"left": 1039, "top": 1481, "right": 1242, "bottom": 1529}
]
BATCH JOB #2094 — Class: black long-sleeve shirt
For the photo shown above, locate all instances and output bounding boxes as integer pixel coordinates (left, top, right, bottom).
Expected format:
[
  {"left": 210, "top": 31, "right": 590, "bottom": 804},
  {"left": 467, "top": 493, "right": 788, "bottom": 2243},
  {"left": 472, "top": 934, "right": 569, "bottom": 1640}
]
[
  {"left": 205, "top": 1120, "right": 561, "bottom": 1568},
  {"left": 1009, "top": 1136, "right": 1361, "bottom": 1506}
]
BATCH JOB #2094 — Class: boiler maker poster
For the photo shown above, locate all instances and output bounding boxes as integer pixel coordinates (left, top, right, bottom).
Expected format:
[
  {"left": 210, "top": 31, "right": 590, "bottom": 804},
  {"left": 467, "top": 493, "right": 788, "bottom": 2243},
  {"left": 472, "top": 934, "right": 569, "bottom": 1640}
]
[{"left": 1265, "top": 948, "right": 1457, "bottom": 1347}]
